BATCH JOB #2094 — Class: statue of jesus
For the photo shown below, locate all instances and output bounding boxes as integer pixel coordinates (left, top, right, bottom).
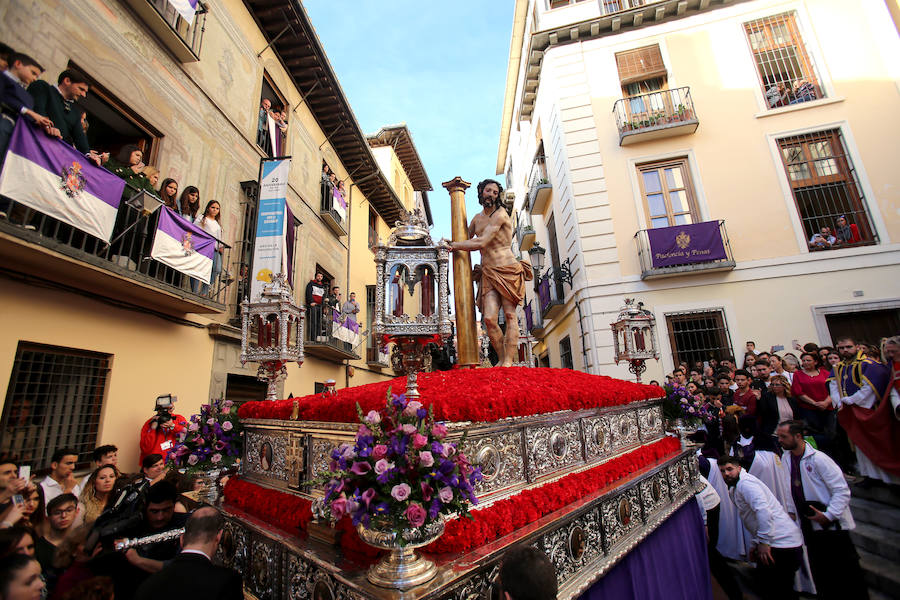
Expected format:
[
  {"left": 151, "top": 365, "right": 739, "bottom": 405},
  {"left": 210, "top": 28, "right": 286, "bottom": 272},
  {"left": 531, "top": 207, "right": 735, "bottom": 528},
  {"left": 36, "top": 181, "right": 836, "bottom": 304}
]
[{"left": 450, "top": 179, "right": 532, "bottom": 367}]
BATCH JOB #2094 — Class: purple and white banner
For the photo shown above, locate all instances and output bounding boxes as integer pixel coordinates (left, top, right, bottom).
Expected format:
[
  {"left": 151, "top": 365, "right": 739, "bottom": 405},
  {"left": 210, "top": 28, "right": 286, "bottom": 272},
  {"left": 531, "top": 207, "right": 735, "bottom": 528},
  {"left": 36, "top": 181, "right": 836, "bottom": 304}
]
[
  {"left": 647, "top": 221, "right": 727, "bottom": 268},
  {"left": 0, "top": 120, "right": 124, "bottom": 240},
  {"left": 151, "top": 207, "right": 215, "bottom": 283},
  {"left": 331, "top": 309, "right": 360, "bottom": 346},
  {"left": 333, "top": 188, "right": 346, "bottom": 222},
  {"left": 169, "top": 0, "right": 200, "bottom": 25}
]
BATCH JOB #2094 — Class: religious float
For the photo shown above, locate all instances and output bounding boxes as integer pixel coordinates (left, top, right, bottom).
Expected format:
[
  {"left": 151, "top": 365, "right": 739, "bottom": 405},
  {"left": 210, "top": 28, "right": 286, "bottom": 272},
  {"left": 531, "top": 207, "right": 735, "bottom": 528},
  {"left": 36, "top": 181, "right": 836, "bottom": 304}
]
[{"left": 220, "top": 176, "right": 707, "bottom": 599}]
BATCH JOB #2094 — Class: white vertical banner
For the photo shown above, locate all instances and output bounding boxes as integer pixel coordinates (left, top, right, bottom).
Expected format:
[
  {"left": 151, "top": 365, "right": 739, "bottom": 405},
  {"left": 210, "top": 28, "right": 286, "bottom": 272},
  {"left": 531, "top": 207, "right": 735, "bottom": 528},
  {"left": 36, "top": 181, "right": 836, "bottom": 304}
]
[{"left": 250, "top": 158, "right": 291, "bottom": 301}]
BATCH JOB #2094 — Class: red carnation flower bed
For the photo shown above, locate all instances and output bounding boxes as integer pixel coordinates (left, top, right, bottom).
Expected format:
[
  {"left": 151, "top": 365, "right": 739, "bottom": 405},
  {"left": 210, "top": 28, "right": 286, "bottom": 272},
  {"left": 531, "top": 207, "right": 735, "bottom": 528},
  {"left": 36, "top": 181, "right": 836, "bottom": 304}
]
[
  {"left": 223, "top": 436, "right": 680, "bottom": 556},
  {"left": 238, "top": 367, "right": 664, "bottom": 424}
]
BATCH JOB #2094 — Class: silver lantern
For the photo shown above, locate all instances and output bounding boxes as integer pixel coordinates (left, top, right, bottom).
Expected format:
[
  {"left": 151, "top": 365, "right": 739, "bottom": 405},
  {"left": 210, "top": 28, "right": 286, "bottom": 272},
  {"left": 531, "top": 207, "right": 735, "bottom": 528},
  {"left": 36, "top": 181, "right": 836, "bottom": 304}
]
[
  {"left": 610, "top": 298, "right": 659, "bottom": 383},
  {"left": 240, "top": 273, "right": 304, "bottom": 401},
  {"left": 373, "top": 209, "right": 451, "bottom": 399}
]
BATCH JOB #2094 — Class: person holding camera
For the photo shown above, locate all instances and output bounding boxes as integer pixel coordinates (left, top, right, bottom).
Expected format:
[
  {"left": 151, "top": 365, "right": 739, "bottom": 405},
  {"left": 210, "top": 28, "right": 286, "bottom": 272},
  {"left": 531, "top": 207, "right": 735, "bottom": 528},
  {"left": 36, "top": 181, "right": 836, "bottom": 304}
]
[
  {"left": 776, "top": 420, "right": 867, "bottom": 600},
  {"left": 138, "top": 398, "right": 186, "bottom": 468}
]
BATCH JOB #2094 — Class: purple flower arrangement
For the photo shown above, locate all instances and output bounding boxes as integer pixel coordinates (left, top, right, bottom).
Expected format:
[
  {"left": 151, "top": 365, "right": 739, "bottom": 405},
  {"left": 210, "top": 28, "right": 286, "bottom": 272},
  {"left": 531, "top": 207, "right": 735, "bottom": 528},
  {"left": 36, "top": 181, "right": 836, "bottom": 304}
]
[
  {"left": 169, "top": 398, "right": 242, "bottom": 472},
  {"left": 665, "top": 384, "right": 717, "bottom": 426},
  {"left": 312, "top": 392, "right": 481, "bottom": 540}
]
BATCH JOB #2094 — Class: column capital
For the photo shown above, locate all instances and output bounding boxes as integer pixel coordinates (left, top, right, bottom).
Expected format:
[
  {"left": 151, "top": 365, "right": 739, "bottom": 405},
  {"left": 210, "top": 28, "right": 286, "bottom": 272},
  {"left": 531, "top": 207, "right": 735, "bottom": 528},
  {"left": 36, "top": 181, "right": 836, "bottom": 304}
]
[{"left": 442, "top": 177, "right": 471, "bottom": 193}]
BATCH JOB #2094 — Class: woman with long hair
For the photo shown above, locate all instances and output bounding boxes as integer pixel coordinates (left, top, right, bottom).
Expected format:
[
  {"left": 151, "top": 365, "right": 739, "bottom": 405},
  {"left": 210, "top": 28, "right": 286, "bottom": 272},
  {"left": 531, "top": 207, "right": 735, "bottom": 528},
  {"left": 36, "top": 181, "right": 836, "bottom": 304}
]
[
  {"left": 158, "top": 178, "right": 179, "bottom": 211},
  {"left": 76, "top": 466, "right": 117, "bottom": 527},
  {"left": 18, "top": 487, "right": 43, "bottom": 532},
  {"left": 193, "top": 200, "right": 223, "bottom": 296},
  {"left": 760, "top": 374, "right": 799, "bottom": 436},
  {"left": 791, "top": 352, "right": 835, "bottom": 453},
  {"left": 178, "top": 186, "right": 200, "bottom": 220}
]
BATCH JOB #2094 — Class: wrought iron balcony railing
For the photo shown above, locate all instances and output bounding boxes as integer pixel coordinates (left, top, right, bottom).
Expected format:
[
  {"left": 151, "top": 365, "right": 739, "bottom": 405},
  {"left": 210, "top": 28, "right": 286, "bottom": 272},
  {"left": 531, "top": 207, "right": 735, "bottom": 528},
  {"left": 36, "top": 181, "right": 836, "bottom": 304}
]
[
  {"left": 320, "top": 179, "right": 348, "bottom": 236},
  {"left": 124, "top": 0, "right": 208, "bottom": 62},
  {"left": 0, "top": 184, "right": 232, "bottom": 312},
  {"left": 515, "top": 210, "right": 536, "bottom": 252},
  {"left": 527, "top": 155, "right": 552, "bottom": 214},
  {"left": 537, "top": 272, "right": 564, "bottom": 320},
  {"left": 634, "top": 219, "right": 735, "bottom": 280},
  {"left": 613, "top": 87, "right": 699, "bottom": 146}
]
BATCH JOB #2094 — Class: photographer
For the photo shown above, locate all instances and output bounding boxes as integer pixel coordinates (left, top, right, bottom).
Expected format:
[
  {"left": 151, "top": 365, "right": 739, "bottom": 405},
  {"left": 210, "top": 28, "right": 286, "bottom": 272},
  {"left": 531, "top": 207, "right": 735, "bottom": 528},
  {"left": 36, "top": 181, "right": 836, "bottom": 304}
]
[{"left": 138, "top": 396, "right": 186, "bottom": 468}]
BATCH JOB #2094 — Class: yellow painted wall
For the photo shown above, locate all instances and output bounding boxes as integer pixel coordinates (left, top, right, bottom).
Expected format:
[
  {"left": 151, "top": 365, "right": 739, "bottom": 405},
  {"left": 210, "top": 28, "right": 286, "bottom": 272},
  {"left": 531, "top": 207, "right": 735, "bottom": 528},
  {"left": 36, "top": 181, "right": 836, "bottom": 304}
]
[{"left": 0, "top": 280, "right": 216, "bottom": 470}]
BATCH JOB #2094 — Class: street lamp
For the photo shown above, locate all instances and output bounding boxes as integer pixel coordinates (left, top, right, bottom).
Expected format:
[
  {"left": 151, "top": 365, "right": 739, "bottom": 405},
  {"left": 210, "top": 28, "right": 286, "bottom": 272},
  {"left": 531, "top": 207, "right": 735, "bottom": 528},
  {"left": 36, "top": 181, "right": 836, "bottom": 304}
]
[
  {"left": 527, "top": 241, "right": 546, "bottom": 274},
  {"left": 610, "top": 298, "right": 659, "bottom": 383}
]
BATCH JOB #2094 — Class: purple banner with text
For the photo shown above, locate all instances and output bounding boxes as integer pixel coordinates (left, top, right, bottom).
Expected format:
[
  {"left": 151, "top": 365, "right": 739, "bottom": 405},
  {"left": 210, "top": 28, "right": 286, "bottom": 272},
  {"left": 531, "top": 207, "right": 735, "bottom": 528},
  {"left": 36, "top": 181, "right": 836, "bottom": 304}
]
[{"left": 647, "top": 221, "right": 726, "bottom": 268}]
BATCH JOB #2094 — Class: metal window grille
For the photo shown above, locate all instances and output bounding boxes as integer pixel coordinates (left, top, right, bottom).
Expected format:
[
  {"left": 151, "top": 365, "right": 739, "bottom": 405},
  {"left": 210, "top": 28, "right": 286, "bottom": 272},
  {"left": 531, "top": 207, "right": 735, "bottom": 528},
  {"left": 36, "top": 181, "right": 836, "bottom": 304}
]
[
  {"left": 665, "top": 310, "right": 734, "bottom": 368},
  {"left": 744, "top": 12, "right": 823, "bottom": 109},
  {"left": 776, "top": 129, "right": 877, "bottom": 248},
  {"left": 559, "top": 336, "right": 574, "bottom": 370},
  {"left": 365, "top": 285, "right": 378, "bottom": 363},
  {"left": 0, "top": 343, "right": 110, "bottom": 471},
  {"left": 233, "top": 182, "right": 259, "bottom": 321}
]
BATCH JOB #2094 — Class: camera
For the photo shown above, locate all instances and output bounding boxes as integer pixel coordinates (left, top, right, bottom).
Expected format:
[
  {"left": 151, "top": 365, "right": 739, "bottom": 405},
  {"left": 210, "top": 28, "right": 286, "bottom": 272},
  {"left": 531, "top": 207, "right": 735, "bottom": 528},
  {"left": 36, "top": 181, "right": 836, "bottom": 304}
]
[{"left": 150, "top": 394, "right": 177, "bottom": 429}]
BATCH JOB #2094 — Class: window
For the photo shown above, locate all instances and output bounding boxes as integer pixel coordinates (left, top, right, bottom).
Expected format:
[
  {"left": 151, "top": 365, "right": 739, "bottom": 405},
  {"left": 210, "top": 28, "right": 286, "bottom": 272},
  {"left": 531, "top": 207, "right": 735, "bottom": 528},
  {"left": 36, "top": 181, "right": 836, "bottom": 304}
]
[
  {"left": 744, "top": 12, "right": 823, "bottom": 109},
  {"left": 314, "top": 382, "right": 325, "bottom": 395},
  {"left": 637, "top": 159, "right": 698, "bottom": 229},
  {"left": 559, "top": 336, "right": 574, "bottom": 370},
  {"left": 665, "top": 310, "right": 733, "bottom": 368},
  {"left": 68, "top": 62, "right": 162, "bottom": 169},
  {"left": 0, "top": 343, "right": 110, "bottom": 470},
  {"left": 776, "top": 130, "right": 876, "bottom": 248},
  {"left": 538, "top": 353, "right": 551, "bottom": 368},
  {"left": 368, "top": 209, "right": 379, "bottom": 250},
  {"left": 257, "top": 73, "right": 288, "bottom": 157},
  {"left": 549, "top": 0, "right": 590, "bottom": 8},
  {"left": 616, "top": 45, "right": 668, "bottom": 116},
  {"left": 545, "top": 213, "right": 565, "bottom": 301}
]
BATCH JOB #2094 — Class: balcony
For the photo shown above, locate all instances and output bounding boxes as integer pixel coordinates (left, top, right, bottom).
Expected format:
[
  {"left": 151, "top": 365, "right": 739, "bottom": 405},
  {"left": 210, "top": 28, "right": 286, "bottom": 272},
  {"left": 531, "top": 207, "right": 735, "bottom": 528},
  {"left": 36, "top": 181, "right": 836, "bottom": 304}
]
[
  {"left": 0, "top": 191, "right": 231, "bottom": 314},
  {"left": 516, "top": 210, "right": 536, "bottom": 252},
  {"left": 366, "top": 345, "right": 390, "bottom": 369},
  {"left": 124, "top": 0, "right": 207, "bottom": 62},
  {"left": 634, "top": 219, "right": 735, "bottom": 280},
  {"left": 320, "top": 179, "right": 348, "bottom": 237},
  {"left": 527, "top": 155, "right": 552, "bottom": 214},
  {"left": 537, "top": 273, "right": 564, "bottom": 320},
  {"left": 305, "top": 306, "right": 359, "bottom": 361},
  {"left": 613, "top": 87, "right": 698, "bottom": 146},
  {"left": 525, "top": 299, "right": 545, "bottom": 336}
]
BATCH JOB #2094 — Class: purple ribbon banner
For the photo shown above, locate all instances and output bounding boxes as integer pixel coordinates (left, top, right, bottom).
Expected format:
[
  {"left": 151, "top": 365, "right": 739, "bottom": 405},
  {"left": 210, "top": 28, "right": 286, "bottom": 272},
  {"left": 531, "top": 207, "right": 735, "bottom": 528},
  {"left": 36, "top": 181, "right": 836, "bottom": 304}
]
[{"left": 646, "top": 221, "right": 727, "bottom": 268}]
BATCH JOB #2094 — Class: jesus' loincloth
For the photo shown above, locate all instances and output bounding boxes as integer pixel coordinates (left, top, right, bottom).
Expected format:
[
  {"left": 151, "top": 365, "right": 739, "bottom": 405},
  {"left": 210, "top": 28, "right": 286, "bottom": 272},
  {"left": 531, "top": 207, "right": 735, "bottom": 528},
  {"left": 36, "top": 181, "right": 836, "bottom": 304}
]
[{"left": 474, "top": 259, "right": 534, "bottom": 311}]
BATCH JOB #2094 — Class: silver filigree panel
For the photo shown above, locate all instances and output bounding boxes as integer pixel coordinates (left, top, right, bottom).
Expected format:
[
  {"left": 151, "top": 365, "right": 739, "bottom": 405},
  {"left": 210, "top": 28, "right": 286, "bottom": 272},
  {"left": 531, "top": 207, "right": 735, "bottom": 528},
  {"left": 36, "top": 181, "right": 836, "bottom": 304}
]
[
  {"left": 600, "top": 486, "right": 643, "bottom": 551},
  {"left": 525, "top": 421, "right": 584, "bottom": 480},
  {"left": 582, "top": 416, "right": 612, "bottom": 461},
  {"left": 539, "top": 509, "right": 604, "bottom": 584},
  {"left": 464, "top": 431, "right": 526, "bottom": 496},
  {"left": 667, "top": 456, "right": 693, "bottom": 501},
  {"left": 310, "top": 437, "right": 337, "bottom": 482},
  {"left": 245, "top": 430, "right": 290, "bottom": 483},
  {"left": 639, "top": 470, "right": 671, "bottom": 519},
  {"left": 637, "top": 405, "right": 664, "bottom": 442},
  {"left": 609, "top": 411, "right": 640, "bottom": 452},
  {"left": 249, "top": 536, "right": 280, "bottom": 599}
]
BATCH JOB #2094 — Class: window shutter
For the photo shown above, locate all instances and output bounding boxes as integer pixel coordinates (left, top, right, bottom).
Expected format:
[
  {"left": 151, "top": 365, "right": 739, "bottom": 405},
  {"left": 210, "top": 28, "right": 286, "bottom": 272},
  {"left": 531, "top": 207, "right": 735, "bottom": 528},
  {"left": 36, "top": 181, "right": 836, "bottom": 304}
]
[{"left": 615, "top": 45, "right": 667, "bottom": 85}]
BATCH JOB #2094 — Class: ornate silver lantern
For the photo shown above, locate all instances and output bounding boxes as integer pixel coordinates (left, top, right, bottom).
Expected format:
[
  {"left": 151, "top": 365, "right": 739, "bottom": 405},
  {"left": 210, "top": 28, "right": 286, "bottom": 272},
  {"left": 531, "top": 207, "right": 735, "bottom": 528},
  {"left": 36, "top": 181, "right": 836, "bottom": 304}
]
[
  {"left": 373, "top": 209, "right": 452, "bottom": 399},
  {"left": 240, "top": 273, "right": 304, "bottom": 401},
  {"left": 611, "top": 298, "right": 659, "bottom": 383}
]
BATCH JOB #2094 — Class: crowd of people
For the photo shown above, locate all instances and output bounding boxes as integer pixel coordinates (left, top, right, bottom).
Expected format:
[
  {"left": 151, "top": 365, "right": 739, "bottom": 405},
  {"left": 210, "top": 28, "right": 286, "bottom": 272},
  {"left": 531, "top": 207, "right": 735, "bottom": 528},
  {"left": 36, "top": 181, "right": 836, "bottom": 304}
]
[
  {"left": 0, "top": 44, "right": 227, "bottom": 297},
  {"left": 673, "top": 335, "right": 899, "bottom": 599},
  {"left": 304, "top": 270, "right": 360, "bottom": 345},
  {"left": 0, "top": 446, "right": 239, "bottom": 600}
]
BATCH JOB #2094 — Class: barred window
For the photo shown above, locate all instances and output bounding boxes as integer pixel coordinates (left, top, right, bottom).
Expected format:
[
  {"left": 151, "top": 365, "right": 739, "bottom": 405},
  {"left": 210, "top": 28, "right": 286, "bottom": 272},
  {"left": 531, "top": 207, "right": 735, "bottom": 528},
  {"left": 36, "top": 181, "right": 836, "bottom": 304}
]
[
  {"left": 744, "top": 12, "right": 823, "bottom": 109},
  {"left": 0, "top": 343, "right": 110, "bottom": 471},
  {"left": 777, "top": 130, "right": 876, "bottom": 249},
  {"left": 559, "top": 336, "right": 574, "bottom": 370},
  {"left": 665, "top": 310, "right": 733, "bottom": 368}
]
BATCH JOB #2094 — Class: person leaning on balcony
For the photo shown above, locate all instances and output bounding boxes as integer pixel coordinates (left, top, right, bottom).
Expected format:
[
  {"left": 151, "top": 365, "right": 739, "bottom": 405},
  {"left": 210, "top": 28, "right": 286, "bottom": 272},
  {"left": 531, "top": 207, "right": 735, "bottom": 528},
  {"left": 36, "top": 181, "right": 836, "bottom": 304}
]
[
  {"left": 28, "top": 69, "right": 104, "bottom": 166},
  {"left": 257, "top": 98, "right": 270, "bottom": 147},
  {"left": 179, "top": 186, "right": 201, "bottom": 221},
  {"left": 305, "top": 272, "right": 326, "bottom": 341},
  {"left": 158, "top": 179, "right": 179, "bottom": 211},
  {"left": 107, "top": 145, "right": 146, "bottom": 189},
  {"left": 0, "top": 42, "right": 14, "bottom": 71},
  {"left": 140, "top": 166, "right": 159, "bottom": 191},
  {"left": 808, "top": 227, "right": 836, "bottom": 250},
  {"left": 194, "top": 200, "right": 223, "bottom": 296},
  {"left": 0, "top": 53, "right": 54, "bottom": 155}
]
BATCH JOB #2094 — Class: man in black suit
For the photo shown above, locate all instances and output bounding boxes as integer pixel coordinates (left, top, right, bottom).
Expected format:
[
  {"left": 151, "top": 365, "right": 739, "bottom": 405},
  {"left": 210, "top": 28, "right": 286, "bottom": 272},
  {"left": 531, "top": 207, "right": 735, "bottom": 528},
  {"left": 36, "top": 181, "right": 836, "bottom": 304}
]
[
  {"left": 134, "top": 506, "right": 242, "bottom": 600},
  {"left": 27, "top": 69, "right": 94, "bottom": 155},
  {"left": 0, "top": 53, "right": 54, "bottom": 158}
]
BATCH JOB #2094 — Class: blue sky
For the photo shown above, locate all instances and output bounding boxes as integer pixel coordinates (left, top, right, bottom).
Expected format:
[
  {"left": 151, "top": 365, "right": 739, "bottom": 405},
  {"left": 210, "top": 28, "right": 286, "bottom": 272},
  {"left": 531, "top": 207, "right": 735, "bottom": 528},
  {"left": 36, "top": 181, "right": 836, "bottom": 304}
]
[{"left": 304, "top": 1, "right": 515, "bottom": 240}]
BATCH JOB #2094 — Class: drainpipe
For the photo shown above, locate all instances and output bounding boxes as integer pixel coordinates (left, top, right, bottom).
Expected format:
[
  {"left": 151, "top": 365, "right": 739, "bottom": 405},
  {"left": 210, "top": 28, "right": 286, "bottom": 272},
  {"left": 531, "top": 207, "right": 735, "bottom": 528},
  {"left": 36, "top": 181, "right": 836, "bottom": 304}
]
[{"left": 343, "top": 170, "right": 380, "bottom": 388}]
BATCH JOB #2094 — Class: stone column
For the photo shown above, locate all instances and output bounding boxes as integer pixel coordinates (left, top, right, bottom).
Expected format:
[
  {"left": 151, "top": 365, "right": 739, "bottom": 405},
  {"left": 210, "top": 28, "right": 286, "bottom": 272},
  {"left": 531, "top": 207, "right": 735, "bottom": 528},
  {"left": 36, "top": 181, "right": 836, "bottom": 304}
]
[{"left": 443, "top": 177, "right": 478, "bottom": 368}]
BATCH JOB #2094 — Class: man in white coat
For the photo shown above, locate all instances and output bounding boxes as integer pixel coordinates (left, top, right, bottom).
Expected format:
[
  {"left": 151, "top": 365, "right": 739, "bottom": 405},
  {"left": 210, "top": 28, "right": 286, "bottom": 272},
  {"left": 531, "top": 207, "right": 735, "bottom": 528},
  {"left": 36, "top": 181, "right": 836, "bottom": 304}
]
[{"left": 777, "top": 420, "right": 868, "bottom": 600}]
